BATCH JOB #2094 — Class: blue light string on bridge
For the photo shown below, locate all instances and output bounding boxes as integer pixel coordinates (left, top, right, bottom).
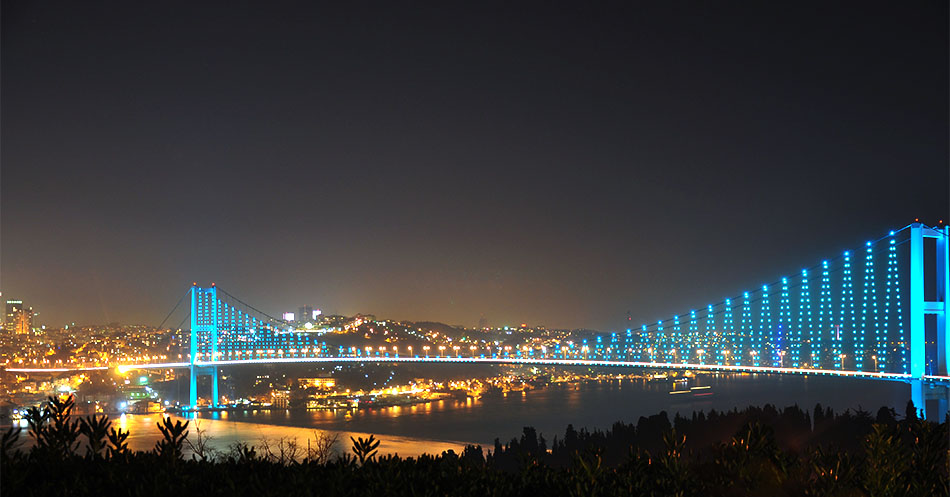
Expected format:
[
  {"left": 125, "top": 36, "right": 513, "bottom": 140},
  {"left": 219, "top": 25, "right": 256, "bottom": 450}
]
[
  {"left": 758, "top": 285, "right": 769, "bottom": 367},
  {"left": 688, "top": 310, "right": 698, "bottom": 362},
  {"left": 644, "top": 325, "right": 652, "bottom": 361},
  {"left": 779, "top": 277, "right": 790, "bottom": 367},
  {"left": 740, "top": 292, "right": 751, "bottom": 366},
  {"left": 859, "top": 241, "right": 872, "bottom": 371},
  {"left": 891, "top": 234, "right": 905, "bottom": 373},
  {"left": 672, "top": 315, "right": 681, "bottom": 363},
  {"left": 818, "top": 261, "right": 830, "bottom": 368},
  {"left": 884, "top": 232, "right": 895, "bottom": 372},
  {"left": 796, "top": 270, "right": 808, "bottom": 368},
  {"left": 838, "top": 251, "right": 853, "bottom": 369},
  {"left": 723, "top": 298, "right": 734, "bottom": 365},
  {"left": 870, "top": 241, "right": 880, "bottom": 371},
  {"left": 704, "top": 304, "right": 714, "bottom": 364},
  {"left": 807, "top": 271, "right": 814, "bottom": 367}
]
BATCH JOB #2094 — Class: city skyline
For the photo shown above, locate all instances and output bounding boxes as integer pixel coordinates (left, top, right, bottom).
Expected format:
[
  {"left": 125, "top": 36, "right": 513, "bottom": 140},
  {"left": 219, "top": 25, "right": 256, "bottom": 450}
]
[{"left": 3, "top": 2, "right": 948, "bottom": 330}]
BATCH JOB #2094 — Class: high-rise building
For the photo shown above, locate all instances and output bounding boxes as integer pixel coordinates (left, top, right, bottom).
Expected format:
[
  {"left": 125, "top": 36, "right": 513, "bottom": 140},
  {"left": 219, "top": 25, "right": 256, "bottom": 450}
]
[
  {"left": 4, "top": 300, "right": 19, "bottom": 331},
  {"left": 5, "top": 300, "right": 33, "bottom": 335},
  {"left": 298, "top": 306, "right": 313, "bottom": 323}
]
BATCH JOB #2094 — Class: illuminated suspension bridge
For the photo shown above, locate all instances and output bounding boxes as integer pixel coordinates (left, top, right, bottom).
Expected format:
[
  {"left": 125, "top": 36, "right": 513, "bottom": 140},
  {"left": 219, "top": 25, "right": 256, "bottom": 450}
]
[{"left": 8, "top": 223, "right": 950, "bottom": 418}]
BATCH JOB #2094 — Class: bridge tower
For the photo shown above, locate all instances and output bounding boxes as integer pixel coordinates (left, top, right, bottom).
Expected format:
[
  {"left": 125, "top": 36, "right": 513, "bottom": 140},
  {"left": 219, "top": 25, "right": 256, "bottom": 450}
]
[
  {"left": 189, "top": 284, "right": 219, "bottom": 409},
  {"left": 909, "top": 224, "right": 949, "bottom": 419}
]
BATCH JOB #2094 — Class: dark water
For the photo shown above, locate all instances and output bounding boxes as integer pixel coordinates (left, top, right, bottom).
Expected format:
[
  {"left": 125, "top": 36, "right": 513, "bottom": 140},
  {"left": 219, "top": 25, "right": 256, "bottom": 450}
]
[
  {"left": 200, "top": 373, "right": 912, "bottom": 451},
  {"left": 13, "top": 373, "right": 915, "bottom": 457}
]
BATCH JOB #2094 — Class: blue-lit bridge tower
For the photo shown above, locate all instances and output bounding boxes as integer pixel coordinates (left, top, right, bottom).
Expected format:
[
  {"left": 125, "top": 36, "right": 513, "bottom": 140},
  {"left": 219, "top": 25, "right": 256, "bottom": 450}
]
[
  {"left": 908, "top": 224, "right": 950, "bottom": 416},
  {"left": 186, "top": 283, "right": 325, "bottom": 409},
  {"left": 189, "top": 285, "right": 219, "bottom": 408}
]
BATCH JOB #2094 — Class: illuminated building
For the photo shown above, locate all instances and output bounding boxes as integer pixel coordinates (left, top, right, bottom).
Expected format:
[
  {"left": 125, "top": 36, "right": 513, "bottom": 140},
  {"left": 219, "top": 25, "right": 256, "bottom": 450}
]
[
  {"left": 299, "top": 377, "right": 335, "bottom": 389},
  {"left": 5, "top": 300, "right": 33, "bottom": 335}
]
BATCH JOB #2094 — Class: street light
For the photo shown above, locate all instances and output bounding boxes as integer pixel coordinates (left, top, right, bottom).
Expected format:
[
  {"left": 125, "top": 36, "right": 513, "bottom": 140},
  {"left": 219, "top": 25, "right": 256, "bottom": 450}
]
[{"left": 438, "top": 346, "right": 445, "bottom": 357}]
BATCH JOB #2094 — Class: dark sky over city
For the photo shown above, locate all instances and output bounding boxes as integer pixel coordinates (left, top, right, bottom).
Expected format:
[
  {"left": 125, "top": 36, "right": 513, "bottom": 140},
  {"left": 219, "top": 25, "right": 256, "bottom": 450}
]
[{"left": 2, "top": 2, "right": 947, "bottom": 330}]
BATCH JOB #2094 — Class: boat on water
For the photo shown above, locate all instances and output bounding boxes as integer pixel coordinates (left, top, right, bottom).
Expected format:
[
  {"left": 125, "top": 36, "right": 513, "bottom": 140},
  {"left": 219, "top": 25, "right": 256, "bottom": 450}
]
[{"left": 669, "top": 385, "right": 714, "bottom": 397}]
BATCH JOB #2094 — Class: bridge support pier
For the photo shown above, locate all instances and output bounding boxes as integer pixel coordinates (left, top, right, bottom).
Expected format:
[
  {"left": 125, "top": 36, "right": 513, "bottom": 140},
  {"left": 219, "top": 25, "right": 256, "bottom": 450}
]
[
  {"left": 189, "top": 364, "right": 197, "bottom": 408},
  {"left": 212, "top": 366, "right": 218, "bottom": 407},
  {"left": 910, "top": 379, "right": 950, "bottom": 422},
  {"left": 189, "top": 365, "right": 219, "bottom": 409}
]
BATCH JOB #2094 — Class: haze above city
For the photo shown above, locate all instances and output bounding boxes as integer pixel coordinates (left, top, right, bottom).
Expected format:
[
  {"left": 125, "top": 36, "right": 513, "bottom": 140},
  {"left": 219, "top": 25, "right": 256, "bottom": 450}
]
[{"left": 2, "top": 2, "right": 948, "bottom": 330}]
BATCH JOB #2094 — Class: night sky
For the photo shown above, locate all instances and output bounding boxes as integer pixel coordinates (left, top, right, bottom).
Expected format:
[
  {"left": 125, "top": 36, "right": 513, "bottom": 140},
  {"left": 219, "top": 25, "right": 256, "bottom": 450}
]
[{"left": 2, "top": 2, "right": 947, "bottom": 330}]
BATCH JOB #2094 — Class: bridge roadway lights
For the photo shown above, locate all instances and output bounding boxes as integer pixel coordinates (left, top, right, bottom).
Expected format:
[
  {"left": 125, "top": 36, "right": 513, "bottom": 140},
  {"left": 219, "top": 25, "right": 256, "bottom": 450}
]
[{"left": 37, "top": 357, "right": 950, "bottom": 420}]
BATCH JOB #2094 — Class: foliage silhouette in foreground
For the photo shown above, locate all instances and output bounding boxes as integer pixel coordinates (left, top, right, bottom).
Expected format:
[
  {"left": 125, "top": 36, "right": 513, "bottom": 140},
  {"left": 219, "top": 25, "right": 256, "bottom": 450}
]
[
  {"left": 155, "top": 416, "right": 189, "bottom": 460},
  {"left": 350, "top": 434, "right": 380, "bottom": 464},
  {"left": 1, "top": 402, "right": 947, "bottom": 496}
]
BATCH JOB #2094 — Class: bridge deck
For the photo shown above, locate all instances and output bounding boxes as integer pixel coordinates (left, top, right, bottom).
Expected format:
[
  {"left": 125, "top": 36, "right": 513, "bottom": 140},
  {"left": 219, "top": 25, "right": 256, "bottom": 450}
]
[{"left": 8, "top": 357, "right": 938, "bottom": 382}]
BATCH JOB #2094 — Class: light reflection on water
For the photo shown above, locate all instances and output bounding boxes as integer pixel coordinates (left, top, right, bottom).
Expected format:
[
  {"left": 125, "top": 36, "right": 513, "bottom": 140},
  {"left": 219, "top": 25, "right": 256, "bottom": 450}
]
[
  {"left": 14, "top": 412, "right": 466, "bottom": 458},
  {"left": 12, "top": 374, "right": 914, "bottom": 457}
]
